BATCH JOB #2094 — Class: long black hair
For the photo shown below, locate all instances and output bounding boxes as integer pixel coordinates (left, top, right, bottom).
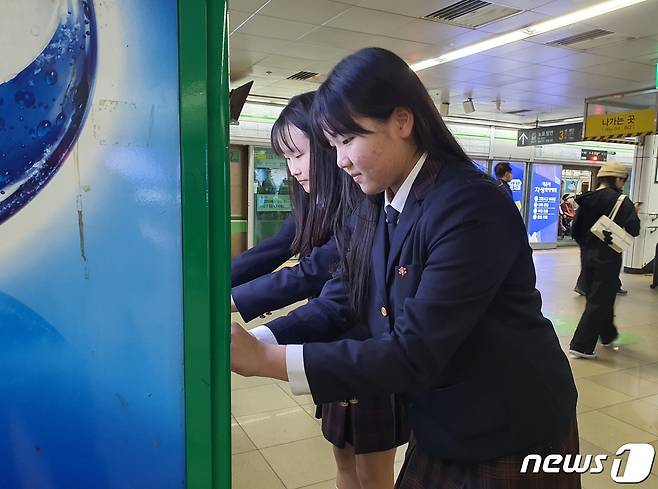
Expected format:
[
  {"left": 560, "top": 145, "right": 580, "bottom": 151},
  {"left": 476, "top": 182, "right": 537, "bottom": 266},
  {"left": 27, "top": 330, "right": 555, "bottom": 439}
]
[
  {"left": 271, "top": 91, "right": 356, "bottom": 258},
  {"left": 311, "top": 47, "right": 473, "bottom": 321}
]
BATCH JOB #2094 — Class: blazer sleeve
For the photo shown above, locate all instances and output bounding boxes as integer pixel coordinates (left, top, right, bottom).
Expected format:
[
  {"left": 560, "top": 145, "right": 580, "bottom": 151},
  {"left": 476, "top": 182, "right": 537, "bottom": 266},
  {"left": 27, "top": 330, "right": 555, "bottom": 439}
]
[
  {"left": 232, "top": 238, "right": 339, "bottom": 322},
  {"left": 263, "top": 272, "right": 352, "bottom": 344},
  {"left": 231, "top": 215, "right": 296, "bottom": 287},
  {"left": 303, "top": 185, "right": 523, "bottom": 403}
]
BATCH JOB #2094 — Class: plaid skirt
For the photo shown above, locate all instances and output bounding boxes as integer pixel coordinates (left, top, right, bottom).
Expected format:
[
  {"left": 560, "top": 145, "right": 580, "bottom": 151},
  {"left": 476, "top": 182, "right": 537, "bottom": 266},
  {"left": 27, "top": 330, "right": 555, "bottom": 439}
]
[
  {"left": 316, "top": 394, "right": 409, "bottom": 455},
  {"left": 396, "top": 419, "right": 581, "bottom": 489}
]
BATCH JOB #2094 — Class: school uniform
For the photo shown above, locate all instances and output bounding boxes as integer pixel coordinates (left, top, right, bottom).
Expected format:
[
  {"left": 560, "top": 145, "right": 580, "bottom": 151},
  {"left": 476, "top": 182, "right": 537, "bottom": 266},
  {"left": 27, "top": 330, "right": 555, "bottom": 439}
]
[
  {"left": 232, "top": 238, "right": 338, "bottom": 322},
  {"left": 231, "top": 215, "right": 296, "bottom": 287},
  {"left": 241, "top": 221, "right": 410, "bottom": 454},
  {"left": 265, "top": 155, "right": 579, "bottom": 487}
]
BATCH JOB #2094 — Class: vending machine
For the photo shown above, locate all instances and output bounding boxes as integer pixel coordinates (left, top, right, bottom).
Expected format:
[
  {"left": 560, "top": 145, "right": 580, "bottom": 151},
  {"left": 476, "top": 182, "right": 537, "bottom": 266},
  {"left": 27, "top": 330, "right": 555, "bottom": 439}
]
[{"left": 0, "top": 1, "right": 230, "bottom": 487}]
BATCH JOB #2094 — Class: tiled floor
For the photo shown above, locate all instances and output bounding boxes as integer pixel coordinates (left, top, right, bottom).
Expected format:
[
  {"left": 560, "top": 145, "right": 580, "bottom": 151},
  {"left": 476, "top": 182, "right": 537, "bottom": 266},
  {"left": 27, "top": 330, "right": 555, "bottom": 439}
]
[{"left": 232, "top": 247, "right": 658, "bottom": 488}]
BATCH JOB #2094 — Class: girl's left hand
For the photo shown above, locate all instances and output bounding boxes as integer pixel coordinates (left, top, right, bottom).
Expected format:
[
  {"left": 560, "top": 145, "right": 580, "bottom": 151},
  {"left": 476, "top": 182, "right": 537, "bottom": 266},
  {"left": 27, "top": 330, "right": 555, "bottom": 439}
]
[{"left": 231, "top": 322, "right": 265, "bottom": 377}]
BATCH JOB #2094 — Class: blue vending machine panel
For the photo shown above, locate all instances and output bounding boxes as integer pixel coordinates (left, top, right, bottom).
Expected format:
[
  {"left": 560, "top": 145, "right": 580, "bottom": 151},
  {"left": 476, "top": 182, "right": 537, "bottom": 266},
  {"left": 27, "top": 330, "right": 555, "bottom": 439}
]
[
  {"left": 528, "top": 164, "right": 562, "bottom": 245},
  {"left": 0, "top": 1, "right": 185, "bottom": 487}
]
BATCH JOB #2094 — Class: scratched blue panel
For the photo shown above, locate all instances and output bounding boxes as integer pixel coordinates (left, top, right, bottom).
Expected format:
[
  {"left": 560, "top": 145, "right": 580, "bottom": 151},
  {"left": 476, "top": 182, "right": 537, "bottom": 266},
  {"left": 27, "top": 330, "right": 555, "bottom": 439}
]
[{"left": 0, "top": 0, "right": 185, "bottom": 487}]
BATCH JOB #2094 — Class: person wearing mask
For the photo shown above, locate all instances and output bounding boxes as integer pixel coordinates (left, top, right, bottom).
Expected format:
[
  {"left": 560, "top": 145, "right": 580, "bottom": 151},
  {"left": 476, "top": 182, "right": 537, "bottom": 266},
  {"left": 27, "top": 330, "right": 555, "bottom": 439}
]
[
  {"left": 494, "top": 162, "right": 513, "bottom": 199},
  {"left": 231, "top": 91, "right": 409, "bottom": 489},
  {"left": 569, "top": 162, "right": 640, "bottom": 358},
  {"left": 232, "top": 48, "right": 579, "bottom": 489}
]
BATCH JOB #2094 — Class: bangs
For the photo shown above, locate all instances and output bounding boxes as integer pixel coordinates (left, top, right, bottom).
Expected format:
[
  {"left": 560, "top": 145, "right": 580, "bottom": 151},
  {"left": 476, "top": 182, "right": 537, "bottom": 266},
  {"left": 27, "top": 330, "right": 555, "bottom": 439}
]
[
  {"left": 271, "top": 120, "right": 301, "bottom": 156},
  {"left": 311, "top": 84, "right": 371, "bottom": 146}
]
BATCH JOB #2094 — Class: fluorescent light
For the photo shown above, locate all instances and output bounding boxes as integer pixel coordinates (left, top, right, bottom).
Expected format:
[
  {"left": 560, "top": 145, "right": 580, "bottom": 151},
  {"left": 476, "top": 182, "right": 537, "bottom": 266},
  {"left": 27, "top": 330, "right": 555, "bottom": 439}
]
[
  {"left": 230, "top": 0, "right": 272, "bottom": 35},
  {"left": 410, "top": 0, "right": 649, "bottom": 71}
]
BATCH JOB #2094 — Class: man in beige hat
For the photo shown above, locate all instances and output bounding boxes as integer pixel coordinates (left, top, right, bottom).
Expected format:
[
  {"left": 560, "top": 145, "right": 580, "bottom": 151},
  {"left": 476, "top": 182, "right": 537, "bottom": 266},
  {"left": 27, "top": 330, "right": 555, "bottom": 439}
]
[{"left": 568, "top": 162, "right": 640, "bottom": 359}]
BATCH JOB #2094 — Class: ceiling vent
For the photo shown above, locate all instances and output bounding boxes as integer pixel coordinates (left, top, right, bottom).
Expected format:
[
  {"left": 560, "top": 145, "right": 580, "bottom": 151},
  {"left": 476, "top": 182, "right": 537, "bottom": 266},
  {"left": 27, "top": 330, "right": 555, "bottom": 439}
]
[
  {"left": 505, "top": 109, "right": 533, "bottom": 115},
  {"left": 424, "top": 0, "right": 521, "bottom": 28},
  {"left": 544, "top": 29, "right": 634, "bottom": 50},
  {"left": 547, "top": 29, "right": 613, "bottom": 47},
  {"left": 287, "top": 71, "right": 319, "bottom": 81}
]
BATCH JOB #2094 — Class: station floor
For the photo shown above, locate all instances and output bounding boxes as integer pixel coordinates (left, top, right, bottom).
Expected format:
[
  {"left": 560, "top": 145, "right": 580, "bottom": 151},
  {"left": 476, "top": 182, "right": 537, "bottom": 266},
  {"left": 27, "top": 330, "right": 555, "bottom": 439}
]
[{"left": 231, "top": 247, "right": 658, "bottom": 489}]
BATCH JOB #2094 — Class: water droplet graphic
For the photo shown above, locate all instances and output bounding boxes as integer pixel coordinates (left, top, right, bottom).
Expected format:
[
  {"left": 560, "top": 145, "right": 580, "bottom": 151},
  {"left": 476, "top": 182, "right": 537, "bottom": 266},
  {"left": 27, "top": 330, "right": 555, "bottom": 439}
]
[
  {"left": 0, "top": 0, "right": 97, "bottom": 225},
  {"left": 46, "top": 69, "right": 58, "bottom": 85},
  {"left": 14, "top": 91, "right": 35, "bottom": 108},
  {"left": 37, "top": 120, "right": 52, "bottom": 137}
]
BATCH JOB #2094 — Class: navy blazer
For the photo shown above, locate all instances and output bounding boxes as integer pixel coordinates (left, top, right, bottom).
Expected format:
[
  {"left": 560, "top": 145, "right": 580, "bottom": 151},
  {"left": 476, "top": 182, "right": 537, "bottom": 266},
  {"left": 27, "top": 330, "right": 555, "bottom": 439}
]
[
  {"left": 231, "top": 215, "right": 296, "bottom": 287},
  {"left": 266, "top": 159, "right": 577, "bottom": 463},
  {"left": 232, "top": 238, "right": 338, "bottom": 322}
]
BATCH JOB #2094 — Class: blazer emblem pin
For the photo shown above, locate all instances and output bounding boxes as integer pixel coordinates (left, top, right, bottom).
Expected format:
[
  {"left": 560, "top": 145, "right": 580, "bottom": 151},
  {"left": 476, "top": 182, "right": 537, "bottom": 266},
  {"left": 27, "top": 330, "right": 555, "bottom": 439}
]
[{"left": 398, "top": 266, "right": 407, "bottom": 277}]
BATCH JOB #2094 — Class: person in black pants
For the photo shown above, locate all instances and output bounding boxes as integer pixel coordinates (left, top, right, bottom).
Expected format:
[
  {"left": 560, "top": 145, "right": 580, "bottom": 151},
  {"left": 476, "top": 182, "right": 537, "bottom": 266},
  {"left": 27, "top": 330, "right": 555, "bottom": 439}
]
[
  {"left": 569, "top": 162, "right": 640, "bottom": 358},
  {"left": 574, "top": 267, "right": 626, "bottom": 296}
]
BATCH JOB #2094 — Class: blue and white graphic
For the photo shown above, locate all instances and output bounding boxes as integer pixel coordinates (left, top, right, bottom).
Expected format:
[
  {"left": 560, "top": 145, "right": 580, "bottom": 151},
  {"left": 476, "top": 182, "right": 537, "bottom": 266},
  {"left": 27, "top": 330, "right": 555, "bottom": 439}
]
[
  {"left": 0, "top": 1, "right": 185, "bottom": 487},
  {"left": 0, "top": 0, "right": 97, "bottom": 225},
  {"left": 474, "top": 160, "right": 488, "bottom": 173},
  {"left": 528, "top": 164, "right": 562, "bottom": 244}
]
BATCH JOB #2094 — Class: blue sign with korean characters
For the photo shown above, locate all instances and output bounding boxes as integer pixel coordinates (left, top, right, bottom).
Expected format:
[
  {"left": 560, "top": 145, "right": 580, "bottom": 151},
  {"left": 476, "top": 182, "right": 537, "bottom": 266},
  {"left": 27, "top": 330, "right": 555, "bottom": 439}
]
[
  {"left": 528, "top": 164, "right": 562, "bottom": 244},
  {"left": 491, "top": 161, "right": 526, "bottom": 214}
]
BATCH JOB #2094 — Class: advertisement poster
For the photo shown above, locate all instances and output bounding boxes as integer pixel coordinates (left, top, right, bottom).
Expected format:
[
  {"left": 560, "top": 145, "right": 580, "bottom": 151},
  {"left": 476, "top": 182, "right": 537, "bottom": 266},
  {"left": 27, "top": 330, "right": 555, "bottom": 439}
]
[
  {"left": 564, "top": 178, "right": 579, "bottom": 194},
  {"left": 528, "top": 164, "right": 562, "bottom": 244},
  {"left": 0, "top": 1, "right": 185, "bottom": 486},
  {"left": 491, "top": 161, "right": 525, "bottom": 213}
]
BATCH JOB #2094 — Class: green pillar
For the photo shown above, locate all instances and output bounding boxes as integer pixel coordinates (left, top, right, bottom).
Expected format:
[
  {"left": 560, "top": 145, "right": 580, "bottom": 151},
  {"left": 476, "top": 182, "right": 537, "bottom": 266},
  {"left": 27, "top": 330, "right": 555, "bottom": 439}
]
[{"left": 179, "top": 0, "right": 231, "bottom": 488}]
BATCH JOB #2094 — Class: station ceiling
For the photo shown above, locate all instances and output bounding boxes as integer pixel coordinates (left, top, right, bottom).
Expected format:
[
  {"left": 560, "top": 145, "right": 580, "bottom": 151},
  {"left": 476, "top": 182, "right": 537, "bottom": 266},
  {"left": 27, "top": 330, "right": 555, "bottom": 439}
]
[{"left": 229, "top": 0, "right": 658, "bottom": 122}]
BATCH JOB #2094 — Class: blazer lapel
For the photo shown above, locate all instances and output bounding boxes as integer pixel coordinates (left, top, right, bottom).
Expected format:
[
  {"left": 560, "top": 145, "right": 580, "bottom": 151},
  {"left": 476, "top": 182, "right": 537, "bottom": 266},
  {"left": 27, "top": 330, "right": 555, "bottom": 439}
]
[{"left": 384, "top": 157, "right": 443, "bottom": 282}]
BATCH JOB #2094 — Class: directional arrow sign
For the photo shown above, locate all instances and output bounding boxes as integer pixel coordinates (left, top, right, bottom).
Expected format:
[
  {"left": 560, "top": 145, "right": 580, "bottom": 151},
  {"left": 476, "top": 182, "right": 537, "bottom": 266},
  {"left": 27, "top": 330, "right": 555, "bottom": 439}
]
[{"left": 517, "top": 123, "right": 582, "bottom": 147}]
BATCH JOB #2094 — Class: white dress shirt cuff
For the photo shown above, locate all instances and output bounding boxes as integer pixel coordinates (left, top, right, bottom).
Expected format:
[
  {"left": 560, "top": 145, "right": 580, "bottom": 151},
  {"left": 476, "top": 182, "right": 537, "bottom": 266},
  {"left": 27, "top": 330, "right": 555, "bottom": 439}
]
[
  {"left": 286, "top": 345, "right": 311, "bottom": 395},
  {"left": 249, "top": 326, "right": 278, "bottom": 345}
]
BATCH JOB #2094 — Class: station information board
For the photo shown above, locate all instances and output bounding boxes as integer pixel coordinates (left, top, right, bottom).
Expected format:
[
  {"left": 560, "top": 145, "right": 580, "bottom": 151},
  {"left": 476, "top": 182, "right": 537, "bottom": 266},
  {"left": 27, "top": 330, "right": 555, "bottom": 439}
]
[{"left": 528, "top": 164, "right": 562, "bottom": 244}]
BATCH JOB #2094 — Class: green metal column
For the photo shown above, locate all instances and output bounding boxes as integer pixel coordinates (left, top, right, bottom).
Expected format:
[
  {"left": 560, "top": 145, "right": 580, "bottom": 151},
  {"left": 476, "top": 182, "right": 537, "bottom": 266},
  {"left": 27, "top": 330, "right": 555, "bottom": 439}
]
[
  {"left": 179, "top": 0, "right": 231, "bottom": 487},
  {"left": 209, "top": 0, "right": 232, "bottom": 488}
]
